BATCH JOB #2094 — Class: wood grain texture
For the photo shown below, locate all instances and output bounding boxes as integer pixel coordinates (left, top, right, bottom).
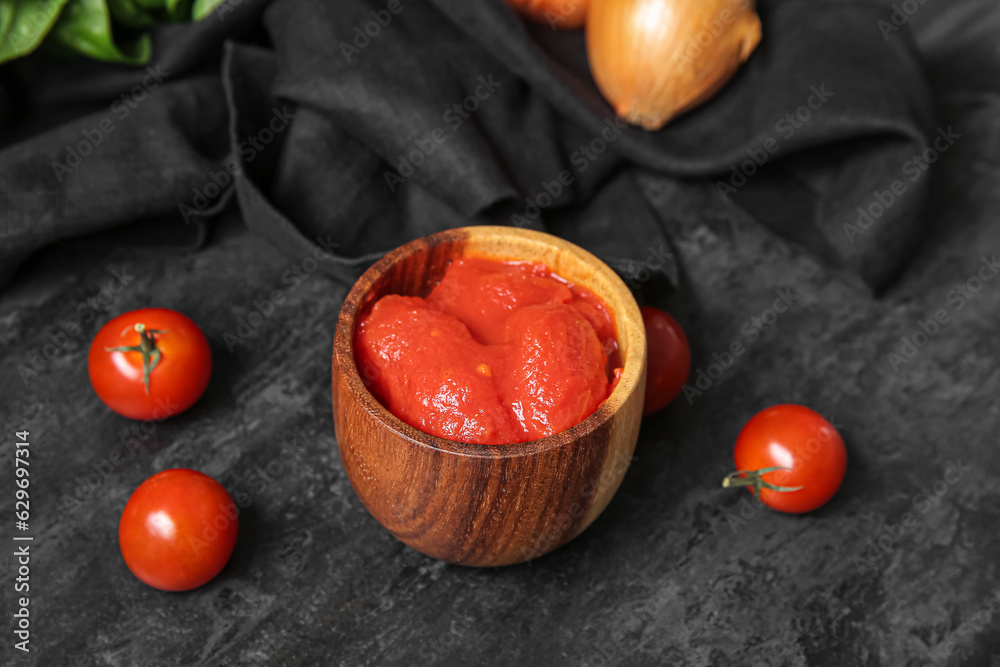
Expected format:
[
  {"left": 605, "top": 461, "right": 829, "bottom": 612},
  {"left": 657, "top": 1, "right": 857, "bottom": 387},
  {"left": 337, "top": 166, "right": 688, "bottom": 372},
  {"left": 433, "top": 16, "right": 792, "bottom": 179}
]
[{"left": 332, "top": 226, "right": 647, "bottom": 566}]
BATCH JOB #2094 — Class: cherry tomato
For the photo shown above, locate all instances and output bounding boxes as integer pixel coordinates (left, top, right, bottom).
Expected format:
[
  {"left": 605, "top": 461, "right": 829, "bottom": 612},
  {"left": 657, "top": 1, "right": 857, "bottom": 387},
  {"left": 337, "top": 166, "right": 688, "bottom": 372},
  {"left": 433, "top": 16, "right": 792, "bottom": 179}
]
[
  {"left": 89, "top": 308, "right": 212, "bottom": 420},
  {"left": 723, "top": 405, "right": 847, "bottom": 514},
  {"left": 640, "top": 307, "right": 691, "bottom": 414},
  {"left": 119, "top": 469, "right": 238, "bottom": 591}
]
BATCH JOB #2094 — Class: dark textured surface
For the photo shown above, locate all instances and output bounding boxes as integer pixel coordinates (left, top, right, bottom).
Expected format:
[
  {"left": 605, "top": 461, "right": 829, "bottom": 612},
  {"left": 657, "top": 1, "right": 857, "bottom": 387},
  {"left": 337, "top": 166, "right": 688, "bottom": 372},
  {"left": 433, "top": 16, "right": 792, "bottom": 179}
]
[{"left": 3, "top": 3, "right": 1000, "bottom": 667}]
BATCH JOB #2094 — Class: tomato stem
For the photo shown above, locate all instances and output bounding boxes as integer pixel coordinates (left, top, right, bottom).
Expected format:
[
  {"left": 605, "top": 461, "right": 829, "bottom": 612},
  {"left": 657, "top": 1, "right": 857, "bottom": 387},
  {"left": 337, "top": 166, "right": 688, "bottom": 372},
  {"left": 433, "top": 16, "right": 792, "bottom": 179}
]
[
  {"left": 721, "top": 466, "right": 804, "bottom": 495},
  {"left": 105, "top": 323, "right": 166, "bottom": 395}
]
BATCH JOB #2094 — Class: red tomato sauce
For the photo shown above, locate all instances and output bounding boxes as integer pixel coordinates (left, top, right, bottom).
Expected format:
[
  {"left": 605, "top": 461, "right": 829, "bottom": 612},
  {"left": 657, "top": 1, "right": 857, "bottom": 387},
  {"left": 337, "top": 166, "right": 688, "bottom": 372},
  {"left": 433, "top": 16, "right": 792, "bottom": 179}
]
[{"left": 355, "top": 257, "right": 623, "bottom": 445}]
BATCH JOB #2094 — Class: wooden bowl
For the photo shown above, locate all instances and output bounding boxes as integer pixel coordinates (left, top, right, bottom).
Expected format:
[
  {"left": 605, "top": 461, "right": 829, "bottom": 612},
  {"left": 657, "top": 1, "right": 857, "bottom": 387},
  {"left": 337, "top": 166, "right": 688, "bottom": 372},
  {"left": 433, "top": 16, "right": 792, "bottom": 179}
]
[{"left": 332, "top": 226, "right": 646, "bottom": 567}]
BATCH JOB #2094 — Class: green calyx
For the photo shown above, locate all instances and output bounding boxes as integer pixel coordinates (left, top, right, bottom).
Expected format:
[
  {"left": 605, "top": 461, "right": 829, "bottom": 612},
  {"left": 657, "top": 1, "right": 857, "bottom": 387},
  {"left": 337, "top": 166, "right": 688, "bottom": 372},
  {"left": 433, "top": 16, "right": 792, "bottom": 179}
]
[
  {"left": 106, "top": 323, "right": 165, "bottom": 395},
  {"left": 721, "top": 466, "right": 804, "bottom": 495}
]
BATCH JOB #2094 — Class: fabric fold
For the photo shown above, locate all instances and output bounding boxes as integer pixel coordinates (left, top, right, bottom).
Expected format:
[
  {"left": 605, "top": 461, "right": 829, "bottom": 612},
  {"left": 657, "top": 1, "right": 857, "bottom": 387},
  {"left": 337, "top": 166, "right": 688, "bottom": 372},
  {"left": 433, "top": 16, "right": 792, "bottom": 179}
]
[{"left": 0, "top": 0, "right": 935, "bottom": 294}]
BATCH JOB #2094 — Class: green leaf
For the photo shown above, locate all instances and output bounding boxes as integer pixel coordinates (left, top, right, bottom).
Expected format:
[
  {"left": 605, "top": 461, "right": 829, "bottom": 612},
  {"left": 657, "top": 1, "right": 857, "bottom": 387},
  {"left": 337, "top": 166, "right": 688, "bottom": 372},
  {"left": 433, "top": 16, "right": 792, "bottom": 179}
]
[
  {"left": 106, "top": 0, "right": 158, "bottom": 28},
  {"left": 165, "top": 0, "right": 190, "bottom": 22},
  {"left": 0, "top": 0, "right": 72, "bottom": 64},
  {"left": 0, "top": 2, "right": 12, "bottom": 42},
  {"left": 191, "top": 0, "right": 225, "bottom": 22},
  {"left": 46, "top": 0, "right": 151, "bottom": 65}
]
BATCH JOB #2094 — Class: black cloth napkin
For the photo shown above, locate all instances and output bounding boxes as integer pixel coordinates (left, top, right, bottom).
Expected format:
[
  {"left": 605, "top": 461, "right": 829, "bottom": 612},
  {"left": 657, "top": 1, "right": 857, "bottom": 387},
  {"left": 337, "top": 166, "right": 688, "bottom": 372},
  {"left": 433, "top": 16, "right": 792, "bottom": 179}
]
[{"left": 0, "top": 0, "right": 935, "bottom": 293}]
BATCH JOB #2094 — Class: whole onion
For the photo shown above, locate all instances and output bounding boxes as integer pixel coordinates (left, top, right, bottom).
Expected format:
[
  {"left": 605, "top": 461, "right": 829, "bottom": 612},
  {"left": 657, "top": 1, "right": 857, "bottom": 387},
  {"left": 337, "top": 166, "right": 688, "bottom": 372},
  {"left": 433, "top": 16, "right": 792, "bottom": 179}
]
[{"left": 586, "top": 0, "right": 762, "bottom": 130}]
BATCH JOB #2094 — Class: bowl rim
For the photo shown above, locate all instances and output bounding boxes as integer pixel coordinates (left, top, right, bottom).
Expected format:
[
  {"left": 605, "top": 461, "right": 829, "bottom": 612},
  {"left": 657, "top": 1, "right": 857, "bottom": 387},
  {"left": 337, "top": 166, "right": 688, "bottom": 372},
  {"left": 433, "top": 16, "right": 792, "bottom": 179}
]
[{"left": 333, "top": 226, "right": 646, "bottom": 460}]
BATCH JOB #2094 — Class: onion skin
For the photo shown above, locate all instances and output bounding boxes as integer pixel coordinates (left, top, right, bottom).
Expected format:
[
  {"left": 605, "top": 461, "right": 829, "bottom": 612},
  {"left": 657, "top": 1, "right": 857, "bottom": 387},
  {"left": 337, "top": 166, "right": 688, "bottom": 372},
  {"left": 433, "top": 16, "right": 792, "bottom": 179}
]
[
  {"left": 587, "top": 0, "right": 762, "bottom": 130},
  {"left": 507, "top": 0, "right": 590, "bottom": 30}
]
